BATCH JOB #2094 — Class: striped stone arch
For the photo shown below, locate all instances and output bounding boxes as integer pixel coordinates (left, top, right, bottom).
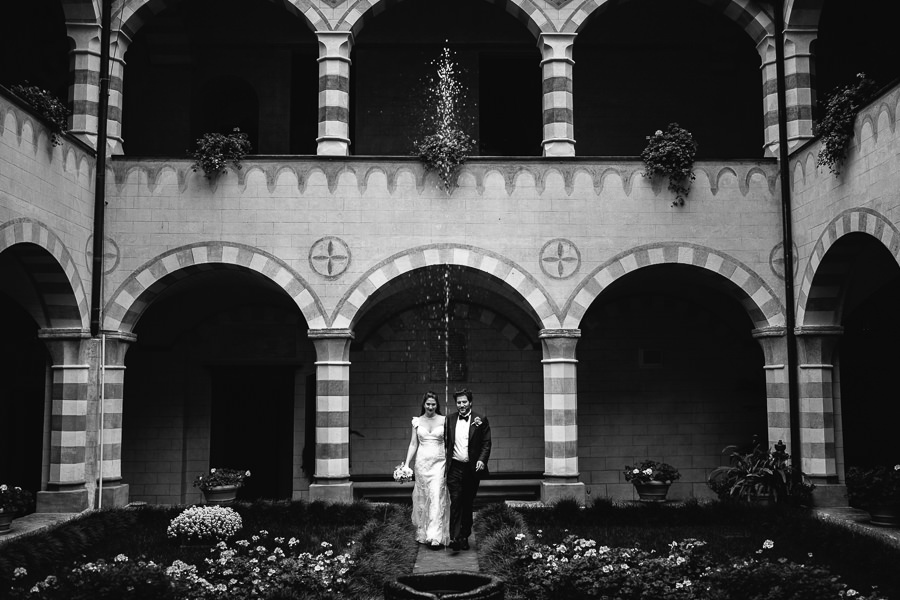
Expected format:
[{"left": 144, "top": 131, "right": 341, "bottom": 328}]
[
  {"left": 563, "top": 242, "right": 784, "bottom": 329},
  {"left": 338, "top": 0, "right": 551, "bottom": 39},
  {"left": 116, "top": 0, "right": 325, "bottom": 40},
  {"left": 0, "top": 219, "right": 89, "bottom": 330},
  {"left": 102, "top": 242, "right": 326, "bottom": 333},
  {"left": 363, "top": 301, "right": 536, "bottom": 350},
  {"left": 332, "top": 245, "right": 561, "bottom": 330},
  {"left": 563, "top": 0, "right": 773, "bottom": 43},
  {"left": 796, "top": 208, "right": 900, "bottom": 327}
]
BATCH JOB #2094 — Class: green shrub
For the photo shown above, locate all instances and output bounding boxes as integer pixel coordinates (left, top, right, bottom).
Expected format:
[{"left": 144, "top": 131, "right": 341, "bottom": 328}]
[
  {"left": 814, "top": 73, "right": 878, "bottom": 175},
  {"left": 9, "top": 83, "right": 69, "bottom": 146}
]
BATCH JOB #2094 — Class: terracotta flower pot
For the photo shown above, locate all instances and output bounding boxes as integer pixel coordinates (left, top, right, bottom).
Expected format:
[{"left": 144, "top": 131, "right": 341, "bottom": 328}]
[
  {"left": 202, "top": 485, "right": 239, "bottom": 505},
  {"left": 634, "top": 481, "right": 671, "bottom": 502}
]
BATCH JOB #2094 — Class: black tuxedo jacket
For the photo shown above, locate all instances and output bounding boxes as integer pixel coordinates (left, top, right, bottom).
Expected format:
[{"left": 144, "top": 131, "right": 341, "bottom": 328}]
[{"left": 445, "top": 411, "right": 492, "bottom": 478}]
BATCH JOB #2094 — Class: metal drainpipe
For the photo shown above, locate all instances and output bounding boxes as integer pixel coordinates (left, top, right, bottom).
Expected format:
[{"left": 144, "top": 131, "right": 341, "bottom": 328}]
[
  {"left": 772, "top": 0, "right": 803, "bottom": 481},
  {"left": 89, "top": 0, "right": 112, "bottom": 337}
]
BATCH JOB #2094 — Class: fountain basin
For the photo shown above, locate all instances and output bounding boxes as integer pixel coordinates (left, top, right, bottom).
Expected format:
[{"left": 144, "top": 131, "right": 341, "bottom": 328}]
[{"left": 384, "top": 571, "right": 504, "bottom": 600}]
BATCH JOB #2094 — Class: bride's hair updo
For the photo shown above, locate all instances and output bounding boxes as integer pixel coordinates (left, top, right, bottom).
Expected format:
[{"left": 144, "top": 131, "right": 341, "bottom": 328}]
[{"left": 419, "top": 391, "right": 443, "bottom": 415}]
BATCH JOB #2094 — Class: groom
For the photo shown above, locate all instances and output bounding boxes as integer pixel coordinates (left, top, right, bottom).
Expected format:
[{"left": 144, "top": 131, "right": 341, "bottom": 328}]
[{"left": 445, "top": 387, "right": 491, "bottom": 551}]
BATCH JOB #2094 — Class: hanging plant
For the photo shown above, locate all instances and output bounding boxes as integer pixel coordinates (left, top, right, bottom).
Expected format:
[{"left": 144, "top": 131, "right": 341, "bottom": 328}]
[
  {"left": 10, "top": 82, "right": 70, "bottom": 146},
  {"left": 641, "top": 123, "right": 697, "bottom": 207},
  {"left": 189, "top": 127, "right": 252, "bottom": 179},
  {"left": 413, "top": 47, "right": 475, "bottom": 193},
  {"left": 814, "top": 73, "right": 877, "bottom": 175}
]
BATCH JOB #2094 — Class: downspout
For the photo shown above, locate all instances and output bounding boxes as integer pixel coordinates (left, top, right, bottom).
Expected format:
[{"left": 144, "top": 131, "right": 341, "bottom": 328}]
[
  {"left": 90, "top": 0, "right": 113, "bottom": 508},
  {"left": 772, "top": 0, "right": 802, "bottom": 481}
]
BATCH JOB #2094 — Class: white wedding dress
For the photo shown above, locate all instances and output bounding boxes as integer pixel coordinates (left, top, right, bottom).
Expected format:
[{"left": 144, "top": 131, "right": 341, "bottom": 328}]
[{"left": 411, "top": 416, "right": 450, "bottom": 545}]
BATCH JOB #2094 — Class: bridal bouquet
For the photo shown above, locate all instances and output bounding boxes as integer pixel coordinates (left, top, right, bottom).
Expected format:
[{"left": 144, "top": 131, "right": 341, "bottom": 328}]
[{"left": 393, "top": 463, "right": 414, "bottom": 483}]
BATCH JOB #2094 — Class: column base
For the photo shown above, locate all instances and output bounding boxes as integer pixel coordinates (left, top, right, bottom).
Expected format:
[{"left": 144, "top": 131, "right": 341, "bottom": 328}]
[
  {"left": 95, "top": 483, "right": 130, "bottom": 509},
  {"left": 36, "top": 488, "right": 90, "bottom": 513},
  {"left": 810, "top": 483, "right": 848, "bottom": 507},
  {"left": 316, "top": 139, "right": 350, "bottom": 156},
  {"left": 541, "top": 480, "right": 586, "bottom": 506},
  {"left": 309, "top": 481, "right": 354, "bottom": 504},
  {"left": 542, "top": 140, "right": 576, "bottom": 157}
]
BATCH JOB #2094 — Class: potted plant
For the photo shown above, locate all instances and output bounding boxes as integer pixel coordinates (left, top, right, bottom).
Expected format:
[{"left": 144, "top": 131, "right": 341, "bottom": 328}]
[
  {"left": 623, "top": 459, "right": 680, "bottom": 502},
  {"left": 10, "top": 82, "right": 70, "bottom": 146},
  {"left": 0, "top": 484, "right": 34, "bottom": 534},
  {"left": 189, "top": 127, "right": 252, "bottom": 179},
  {"left": 193, "top": 467, "right": 251, "bottom": 505},
  {"left": 413, "top": 47, "right": 475, "bottom": 193},
  {"left": 814, "top": 72, "right": 877, "bottom": 175},
  {"left": 641, "top": 122, "right": 697, "bottom": 207},
  {"left": 707, "top": 439, "right": 814, "bottom": 506},
  {"left": 846, "top": 464, "right": 900, "bottom": 526}
]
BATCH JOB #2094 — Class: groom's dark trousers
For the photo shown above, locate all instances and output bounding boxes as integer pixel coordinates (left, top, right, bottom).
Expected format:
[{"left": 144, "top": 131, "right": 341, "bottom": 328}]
[{"left": 448, "top": 459, "right": 479, "bottom": 542}]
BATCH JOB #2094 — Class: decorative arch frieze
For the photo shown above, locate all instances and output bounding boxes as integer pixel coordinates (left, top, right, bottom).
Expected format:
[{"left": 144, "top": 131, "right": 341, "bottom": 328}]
[
  {"left": 102, "top": 242, "right": 327, "bottom": 333},
  {"left": 563, "top": 242, "right": 784, "bottom": 329},
  {"left": 338, "top": 0, "right": 550, "bottom": 39},
  {"left": 0, "top": 218, "right": 89, "bottom": 330},
  {"left": 332, "top": 244, "right": 561, "bottom": 330},
  {"left": 562, "top": 0, "right": 773, "bottom": 43},
  {"left": 796, "top": 208, "right": 900, "bottom": 327}
]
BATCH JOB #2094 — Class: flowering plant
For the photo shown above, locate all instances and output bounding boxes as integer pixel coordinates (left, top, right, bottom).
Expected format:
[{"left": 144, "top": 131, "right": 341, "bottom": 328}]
[
  {"left": 707, "top": 439, "right": 814, "bottom": 505},
  {"left": 471, "top": 416, "right": 483, "bottom": 427},
  {"left": 814, "top": 73, "right": 877, "bottom": 175},
  {"left": 167, "top": 505, "right": 243, "bottom": 543},
  {"left": 0, "top": 484, "right": 34, "bottom": 513},
  {"left": 393, "top": 463, "right": 414, "bottom": 484},
  {"left": 414, "top": 47, "right": 475, "bottom": 193},
  {"left": 623, "top": 460, "right": 681, "bottom": 485},
  {"left": 189, "top": 128, "right": 252, "bottom": 178},
  {"left": 10, "top": 533, "right": 357, "bottom": 599},
  {"left": 641, "top": 122, "right": 697, "bottom": 206},
  {"left": 10, "top": 83, "right": 70, "bottom": 146},
  {"left": 846, "top": 464, "right": 900, "bottom": 509},
  {"left": 193, "top": 467, "right": 251, "bottom": 491}
]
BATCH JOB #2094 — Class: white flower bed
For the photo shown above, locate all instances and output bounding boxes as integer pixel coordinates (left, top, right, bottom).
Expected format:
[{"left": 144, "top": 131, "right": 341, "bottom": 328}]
[{"left": 167, "top": 505, "right": 243, "bottom": 543}]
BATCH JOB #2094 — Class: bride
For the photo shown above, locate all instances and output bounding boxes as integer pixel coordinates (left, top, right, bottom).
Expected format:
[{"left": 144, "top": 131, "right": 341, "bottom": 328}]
[{"left": 402, "top": 391, "right": 450, "bottom": 549}]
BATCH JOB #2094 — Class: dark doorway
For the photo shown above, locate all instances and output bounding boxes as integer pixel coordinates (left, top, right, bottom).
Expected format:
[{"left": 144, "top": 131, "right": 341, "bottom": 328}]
[
  {"left": 840, "top": 277, "right": 900, "bottom": 468},
  {"left": 0, "top": 293, "right": 47, "bottom": 496},
  {"left": 210, "top": 366, "right": 295, "bottom": 500}
]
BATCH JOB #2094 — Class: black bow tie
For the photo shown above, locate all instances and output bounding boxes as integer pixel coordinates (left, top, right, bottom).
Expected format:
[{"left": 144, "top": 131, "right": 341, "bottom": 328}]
[{"left": 459, "top": 415, "right": 469, "bottom": 422}]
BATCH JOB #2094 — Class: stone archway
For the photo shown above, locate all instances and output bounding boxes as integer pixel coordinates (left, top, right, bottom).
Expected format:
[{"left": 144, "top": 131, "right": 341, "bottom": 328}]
[
  {"left": 103, "top": 241, "right": 326, "bottom": 334},
  {"left": 565, "top": 242, "right": 784, "bottom": 330}
]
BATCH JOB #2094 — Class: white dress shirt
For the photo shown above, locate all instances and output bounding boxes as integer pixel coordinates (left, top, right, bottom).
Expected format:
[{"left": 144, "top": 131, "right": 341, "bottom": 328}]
[{"left": 453, "top": 414, "right": 471, "bottom": 462}]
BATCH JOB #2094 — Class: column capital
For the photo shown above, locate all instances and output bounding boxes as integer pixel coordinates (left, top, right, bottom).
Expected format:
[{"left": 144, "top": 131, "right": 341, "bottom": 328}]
[
  {"left": 316, "top": 31, "right": 354, "bottom": 62},
  {"left": 308, "top": 328, "right": 355, "bottom": 339},
  {"left": 66, "top": 21, "right": 102, "bottom": 50},
  {"left": 751, "top": 325, "right": 786, "bottom": 339},
  {"left": 539, "top": 328, "right": 581, "bottom": 339},
  {"left": 794, "top": 325, "right": 844, "bottom": 338},
  {"left": 538, "top": 33, "right": 576, "bottom": 63},
  {"left": 782, "top": 28, "right": 817, "bottom": 55}
]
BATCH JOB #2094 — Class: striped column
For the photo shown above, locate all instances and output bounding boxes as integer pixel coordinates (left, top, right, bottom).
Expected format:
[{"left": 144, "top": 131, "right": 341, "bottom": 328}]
[
  {"left": 66, "top": 22, "right": 128, "bottom": 154},
  {"left": 757, "top": 29, "right": 816, "bottom": 157},
  {"left": 539, "top": 33, "right": 576, "bottom": 157},
  {"left": 316, "top": 31, "right": 353, "bottom": 156},
  {"left": 540, "top": 328, "right": 585, "bottom": 505},
  {"left": 308, "top": 329, "right": 354, "bottom": 503},
  {"left": 752, "top": 327, "right": 792, "bottom": 448},
  {"left": 36, "top": 329, "right": 91, "bottom": 512},
  {"left": 95, "top": 333, "right": 135, "bottom": 507},
  {"left": 795, "top": 326, "right": 842, "bottom": 479}
]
